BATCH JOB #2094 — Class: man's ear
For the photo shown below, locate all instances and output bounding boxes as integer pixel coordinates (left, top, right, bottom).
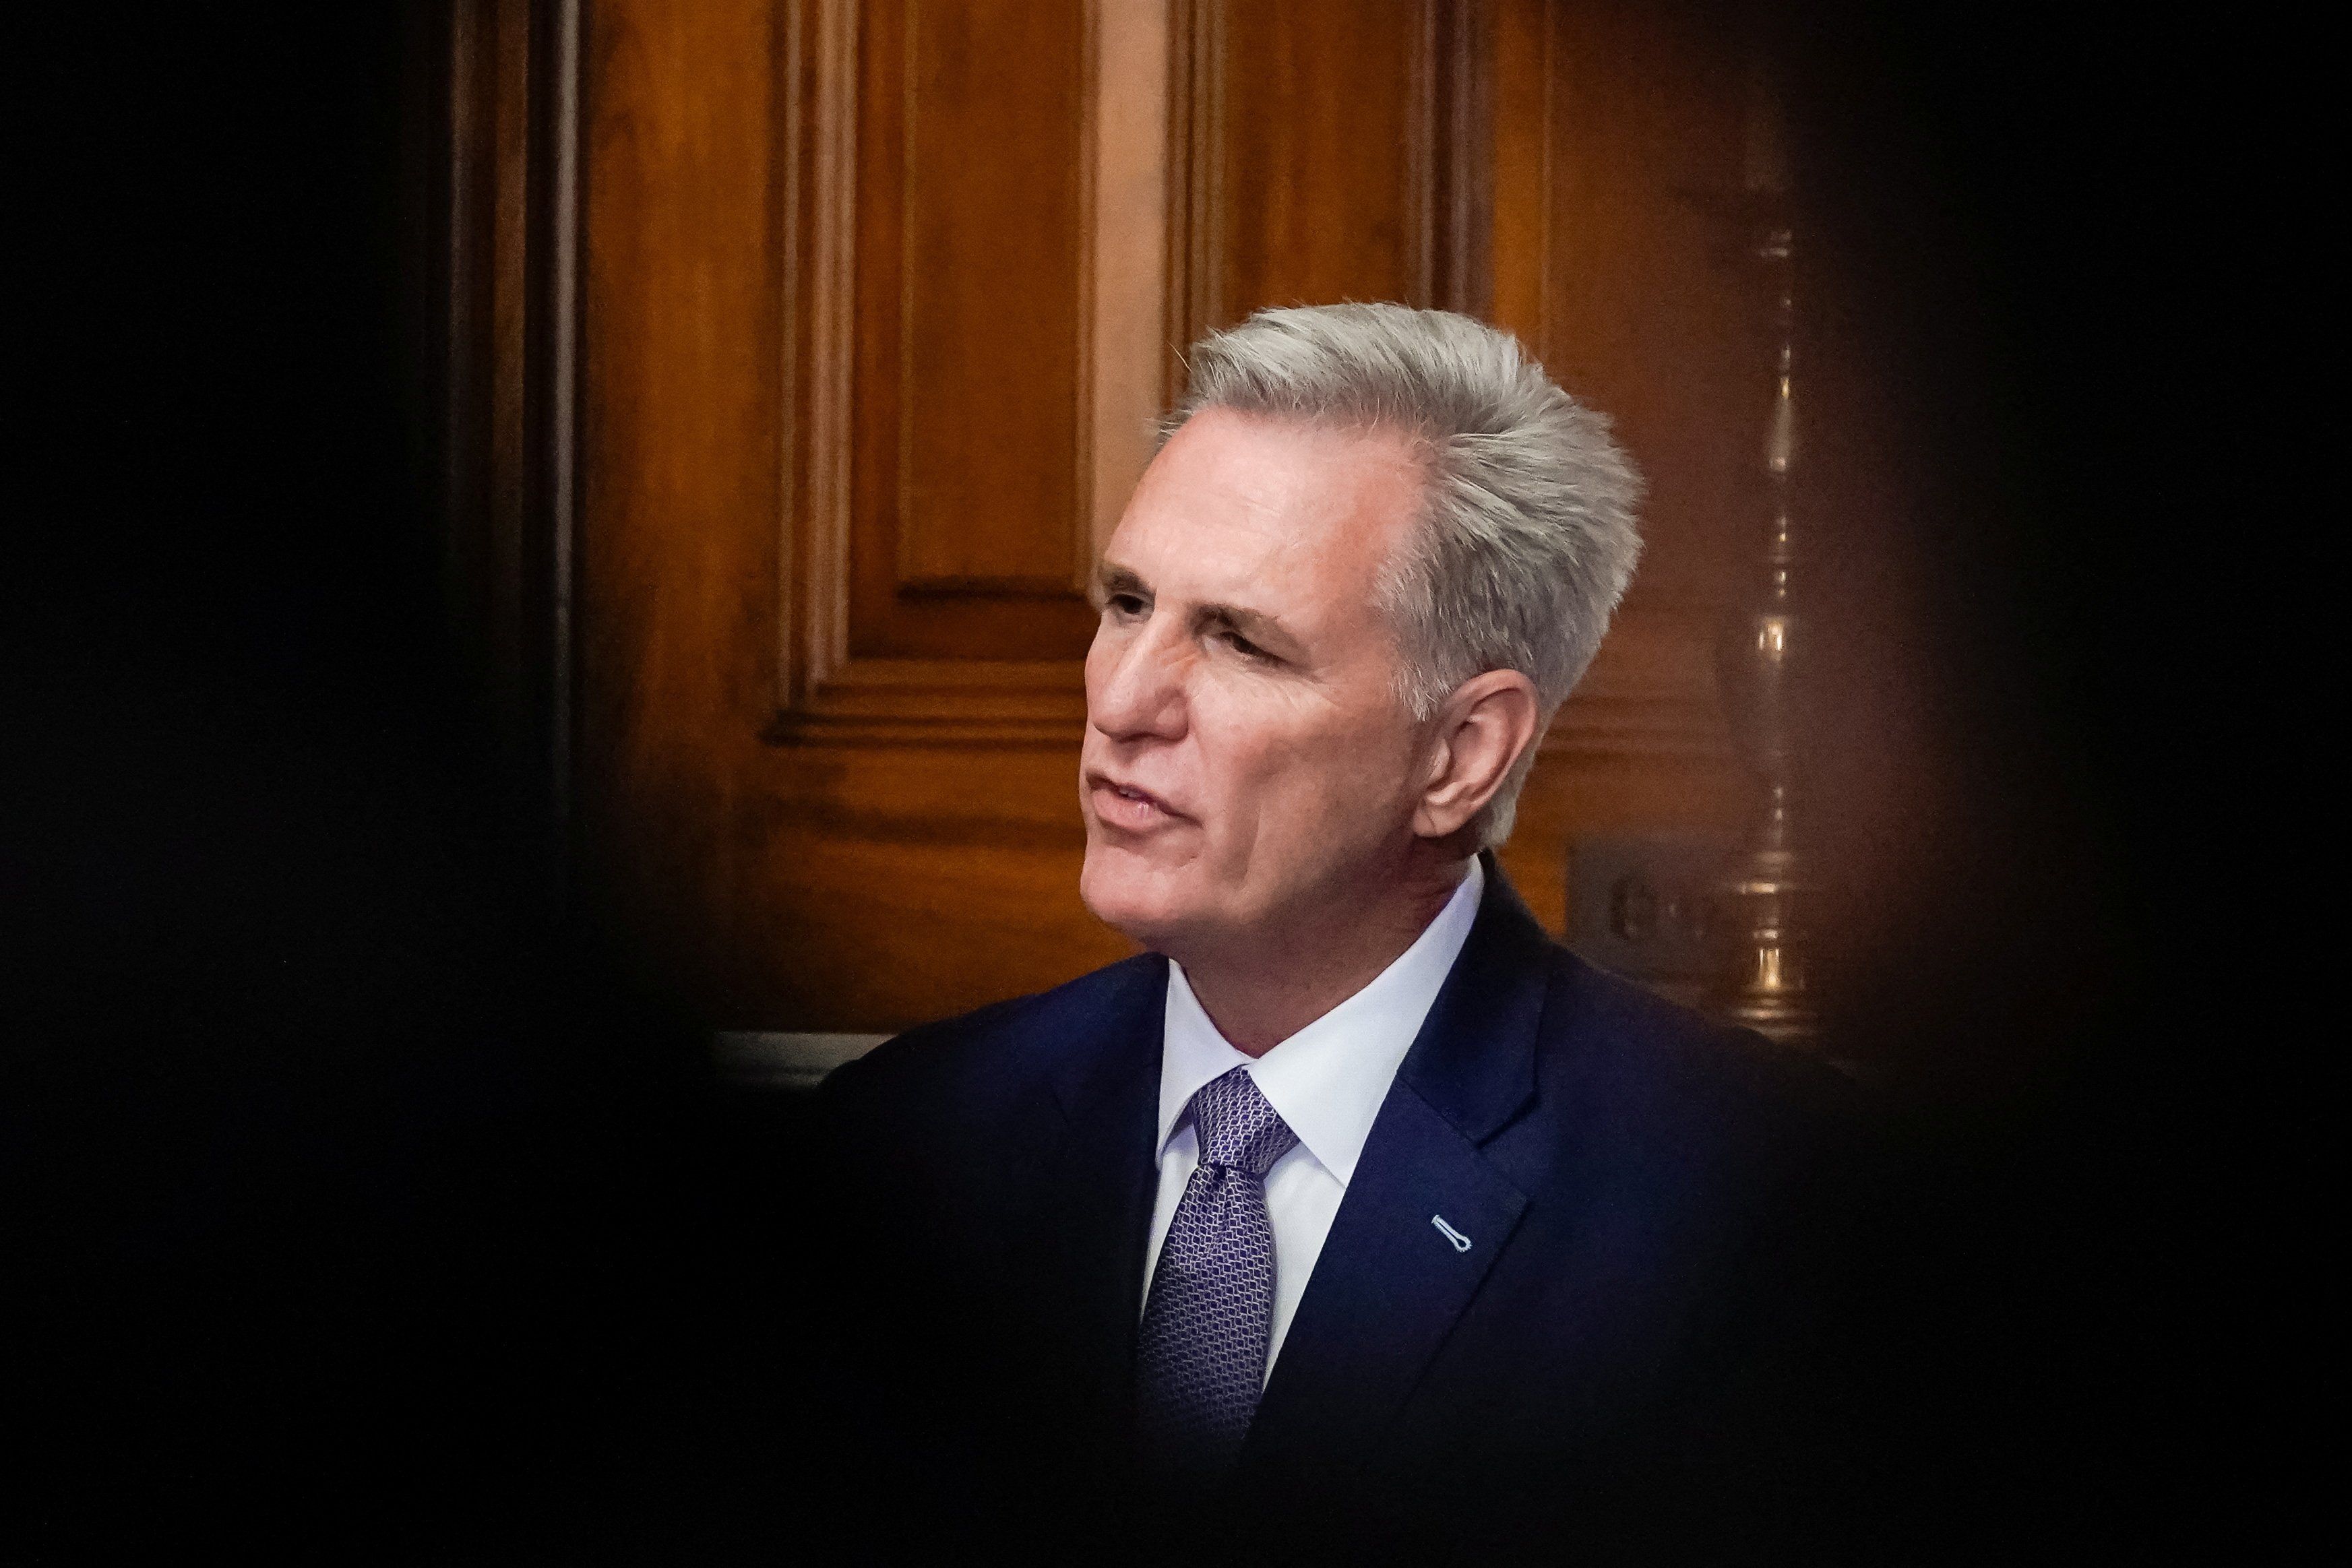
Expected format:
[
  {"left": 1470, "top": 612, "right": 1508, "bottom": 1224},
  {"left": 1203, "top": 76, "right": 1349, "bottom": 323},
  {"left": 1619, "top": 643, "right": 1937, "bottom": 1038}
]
[{"left": 1412, "top": 670, "right": 1543, "bottom": 840}]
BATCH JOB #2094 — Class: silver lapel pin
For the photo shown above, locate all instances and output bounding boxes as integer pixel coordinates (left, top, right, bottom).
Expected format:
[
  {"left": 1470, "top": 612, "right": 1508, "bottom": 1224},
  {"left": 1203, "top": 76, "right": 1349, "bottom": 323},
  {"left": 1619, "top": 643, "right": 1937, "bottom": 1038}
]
[{"left": 1430, "top": 1214, "right": 1472, "bottom": 1253}]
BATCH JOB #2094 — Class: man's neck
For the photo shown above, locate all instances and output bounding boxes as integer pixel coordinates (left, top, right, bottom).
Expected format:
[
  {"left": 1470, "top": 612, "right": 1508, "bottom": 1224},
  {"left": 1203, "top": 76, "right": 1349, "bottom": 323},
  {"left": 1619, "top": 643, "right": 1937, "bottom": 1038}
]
[{"left": 1177, "top": 851, "right": 1475, "bottom": 1057}]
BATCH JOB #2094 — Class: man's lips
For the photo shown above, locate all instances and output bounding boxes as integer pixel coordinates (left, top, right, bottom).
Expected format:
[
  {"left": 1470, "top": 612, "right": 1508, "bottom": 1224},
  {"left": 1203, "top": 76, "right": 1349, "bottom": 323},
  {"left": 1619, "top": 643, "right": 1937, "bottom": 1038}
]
[{"left": 1086, "top": 774, "right": 1192, "bottom": 832}]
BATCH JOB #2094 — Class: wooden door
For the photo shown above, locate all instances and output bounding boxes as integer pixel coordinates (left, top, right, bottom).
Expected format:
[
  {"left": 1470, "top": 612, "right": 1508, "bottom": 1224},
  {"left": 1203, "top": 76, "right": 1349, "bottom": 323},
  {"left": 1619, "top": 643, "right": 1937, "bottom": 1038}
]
[{"left": 447, "top": 0, "right": 1776, "bottom": 1036}]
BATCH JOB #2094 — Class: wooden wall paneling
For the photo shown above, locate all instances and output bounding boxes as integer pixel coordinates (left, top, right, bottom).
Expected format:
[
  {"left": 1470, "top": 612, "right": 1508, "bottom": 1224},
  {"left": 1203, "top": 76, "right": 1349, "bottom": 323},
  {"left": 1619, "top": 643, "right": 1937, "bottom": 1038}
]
[
  {"left": 1187, "top": 0, "right": 1440, "bottom": 335},
  {"left": 1087, "top": 0, "right": 1175, "bottom": 564},
  {"left": 739, "top": 744, "right": 1138, "bottom": 1026},
  {"left": 1492, "top": 0, "right": 1760, "bottom": 936},
  {"left": 1489, "top": 0, "right": 1550, "bottom": 346},
  {"left": 857, "top": 0, "right": 1089, "bottom": 634},
  {"left": 1537, "top": 0, "right": 1764, "bottom": 615},
  {"left": 578, "top": 0, "right": 784, "bottom": 1009},
  {"left": 1430, "top": 0, "right": 1495, "bottom": 317},
  {"left": 714, "top": 0, "right": 1189, "bottom": 1026},
  {"left": 1167, "top": 0, "right": 1216, "bottom": 391},
  {"left": 565, "top": 0, "right": 1766, "bottom": 1030},
  {"left": 438, "top": 0, "right": 579, "bottom": 860},
  {"left": 773, "top": 0, "right": 1175, "bottom": 747}
]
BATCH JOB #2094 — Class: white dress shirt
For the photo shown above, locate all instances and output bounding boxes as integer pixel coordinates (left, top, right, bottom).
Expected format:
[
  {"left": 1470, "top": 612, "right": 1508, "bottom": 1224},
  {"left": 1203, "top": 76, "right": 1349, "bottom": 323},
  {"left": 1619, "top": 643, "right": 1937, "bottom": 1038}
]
[{"left": 1142, "top": 857, "right": 1486, "bottom": 1381}]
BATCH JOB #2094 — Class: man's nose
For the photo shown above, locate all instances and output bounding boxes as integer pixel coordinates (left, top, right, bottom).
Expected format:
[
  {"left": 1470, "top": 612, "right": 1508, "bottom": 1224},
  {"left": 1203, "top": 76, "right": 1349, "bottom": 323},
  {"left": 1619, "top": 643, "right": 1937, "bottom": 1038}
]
[{"left": 1088, "top": 619, "right": 1189, "bottom": 741}]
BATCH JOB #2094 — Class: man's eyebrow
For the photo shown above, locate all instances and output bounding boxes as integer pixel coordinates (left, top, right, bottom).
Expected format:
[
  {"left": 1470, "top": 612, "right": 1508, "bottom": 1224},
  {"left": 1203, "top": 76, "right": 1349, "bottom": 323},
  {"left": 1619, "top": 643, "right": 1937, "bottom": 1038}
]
[
  {"left": 1196, "top": 600, "right": 1297, "bottom": 650},
  {"left": 1093, "top": 563, "right": 1299, "bottom": 652},
  {"left": 1092, "top": 562, "right": 1149, "bottom": 605}
]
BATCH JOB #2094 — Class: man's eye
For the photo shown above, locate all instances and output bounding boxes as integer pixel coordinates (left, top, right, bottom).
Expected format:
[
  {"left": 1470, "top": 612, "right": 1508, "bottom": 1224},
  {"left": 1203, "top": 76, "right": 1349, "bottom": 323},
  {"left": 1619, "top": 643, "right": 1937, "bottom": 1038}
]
[
  {"left": 1221, "top": 630, "right": 1273, "bottom": 662},
  {"left": 1105, "top": 594, "right": 1147, "bottom": 617}
]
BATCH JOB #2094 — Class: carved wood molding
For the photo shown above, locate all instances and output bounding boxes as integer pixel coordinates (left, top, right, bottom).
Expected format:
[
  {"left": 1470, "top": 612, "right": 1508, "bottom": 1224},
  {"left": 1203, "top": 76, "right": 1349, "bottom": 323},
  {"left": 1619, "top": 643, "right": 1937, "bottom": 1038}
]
[
  {"left": 766, "top": 0, "right": 1728, "bottom": 760},
  {"left": 772, "top": 0, "right": 1174, "bottom": 747},
  {"left": 1544, "top": 607, "right": 1732, "bottom": 759},
  {"left": 439, "top": 0, "right": 584, "bottom": 844}
]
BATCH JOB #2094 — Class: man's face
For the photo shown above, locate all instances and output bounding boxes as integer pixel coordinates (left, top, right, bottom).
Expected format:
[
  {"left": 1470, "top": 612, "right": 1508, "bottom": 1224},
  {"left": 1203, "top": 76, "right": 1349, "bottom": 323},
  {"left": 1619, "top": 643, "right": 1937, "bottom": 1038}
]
[{"left": 1078, "top": 407, "right": 1432, "bottom": 956}]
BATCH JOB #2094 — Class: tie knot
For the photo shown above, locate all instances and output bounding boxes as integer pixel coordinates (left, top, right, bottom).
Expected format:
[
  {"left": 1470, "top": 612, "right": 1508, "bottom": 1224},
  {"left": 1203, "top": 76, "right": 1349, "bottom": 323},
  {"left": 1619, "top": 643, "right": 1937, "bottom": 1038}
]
[{"left": 1189, "top": 1067, "right": 1298, "bottom": 1179}]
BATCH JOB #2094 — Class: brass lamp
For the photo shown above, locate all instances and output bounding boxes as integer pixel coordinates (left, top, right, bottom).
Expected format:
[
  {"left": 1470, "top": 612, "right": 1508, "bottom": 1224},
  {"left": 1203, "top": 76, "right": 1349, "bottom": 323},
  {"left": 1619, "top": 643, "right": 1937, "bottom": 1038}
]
[{"left": 1708, "top": 76, "right": 1818, "bottom": 1048}]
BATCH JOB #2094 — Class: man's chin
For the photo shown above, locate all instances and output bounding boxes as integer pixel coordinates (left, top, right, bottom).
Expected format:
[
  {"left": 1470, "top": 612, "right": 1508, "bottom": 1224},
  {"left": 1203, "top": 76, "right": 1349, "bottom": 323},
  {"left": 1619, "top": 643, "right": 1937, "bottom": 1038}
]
[{"left": 1078, "top": 846, "right": 1206, "bottom": 951}]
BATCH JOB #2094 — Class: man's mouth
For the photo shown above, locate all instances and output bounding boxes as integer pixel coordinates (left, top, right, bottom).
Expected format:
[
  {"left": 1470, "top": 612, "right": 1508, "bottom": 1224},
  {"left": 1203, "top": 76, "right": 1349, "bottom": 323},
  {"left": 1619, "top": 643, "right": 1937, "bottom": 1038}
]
[{"left": 1088, "top": 776, "right": 1189, "bottom": 832}]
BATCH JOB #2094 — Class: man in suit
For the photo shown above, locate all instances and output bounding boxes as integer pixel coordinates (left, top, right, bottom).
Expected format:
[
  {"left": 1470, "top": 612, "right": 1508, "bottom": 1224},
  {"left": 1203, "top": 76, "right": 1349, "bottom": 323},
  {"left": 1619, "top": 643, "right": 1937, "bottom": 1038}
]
[{"left": 809, "top": 304, "right": 1859, "bottom": 1561}]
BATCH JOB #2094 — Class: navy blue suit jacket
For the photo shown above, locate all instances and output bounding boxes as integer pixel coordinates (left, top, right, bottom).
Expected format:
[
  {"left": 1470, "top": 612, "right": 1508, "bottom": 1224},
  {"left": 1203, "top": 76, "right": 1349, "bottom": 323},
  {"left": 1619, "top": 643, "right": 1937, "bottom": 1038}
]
[{"left": 809, "top": 863, "right": 1861, "bottom": 1561}]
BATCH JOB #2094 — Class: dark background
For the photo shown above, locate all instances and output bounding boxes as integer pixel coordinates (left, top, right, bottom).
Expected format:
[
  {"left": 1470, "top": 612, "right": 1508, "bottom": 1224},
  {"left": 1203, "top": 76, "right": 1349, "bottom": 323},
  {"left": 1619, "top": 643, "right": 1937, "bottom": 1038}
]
[{"left": 5, "top": 2, "right": 2299, "bottom": 1557}]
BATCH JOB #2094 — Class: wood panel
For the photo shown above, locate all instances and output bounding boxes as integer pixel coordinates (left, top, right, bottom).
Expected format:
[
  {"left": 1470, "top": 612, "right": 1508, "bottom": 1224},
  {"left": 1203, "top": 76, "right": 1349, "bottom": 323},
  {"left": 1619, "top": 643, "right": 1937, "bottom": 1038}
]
[
  {"left": 1491, "top": 0, "right": 1762, "bottom": 936},
  {"left": 773, "top": 0, "right": 1171, "bottom": 744},
  {"left": 1526, "top": 0, "right": 1766, "bottom": 614},
  {"left": 436, "top": 0, "right": 580, "bottom": 856},
  {"left": 1184, "top": 0, "right": 1438, "bottom": 336},
  {"left": 577, "top": 0, "right": 783, "bottom": 1007},
  {"left": 855, "top": 0, "right": 1092, "bottom": 639},
  {"left": 550, "top": 0, "right": 1770, "bottom": 1032}
]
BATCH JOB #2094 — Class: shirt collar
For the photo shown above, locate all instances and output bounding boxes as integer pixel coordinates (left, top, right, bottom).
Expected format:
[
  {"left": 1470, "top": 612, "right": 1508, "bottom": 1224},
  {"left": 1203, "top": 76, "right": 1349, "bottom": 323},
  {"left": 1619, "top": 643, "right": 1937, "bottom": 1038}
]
[{"left": 1155, "top": 857, "right": 1486, "bottom": 1185}]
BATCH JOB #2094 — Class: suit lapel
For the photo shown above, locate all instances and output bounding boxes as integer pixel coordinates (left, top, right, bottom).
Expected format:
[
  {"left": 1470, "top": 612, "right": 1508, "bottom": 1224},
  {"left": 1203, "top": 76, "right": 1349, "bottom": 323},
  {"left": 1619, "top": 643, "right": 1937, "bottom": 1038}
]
[
  {"left": 1239, "top": 1082, "right": 1528, "bottom": 1488},
  {"left": 1040, "top": 956, "right": 1169, "bottom": 1432},
  {"left": 1237, "top": 861, "right": 1554, "bottom": 1489}
]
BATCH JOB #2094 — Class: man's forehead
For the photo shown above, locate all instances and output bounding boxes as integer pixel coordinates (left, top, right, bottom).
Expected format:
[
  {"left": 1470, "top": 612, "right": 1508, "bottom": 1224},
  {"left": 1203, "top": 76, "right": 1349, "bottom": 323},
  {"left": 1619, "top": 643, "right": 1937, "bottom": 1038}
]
[
  {"left": 1103, "top": 507, "right": 1355, "bottom": 628},
  {"left": 1115, "top": 412, "right": 1420, "bottom": 589}
]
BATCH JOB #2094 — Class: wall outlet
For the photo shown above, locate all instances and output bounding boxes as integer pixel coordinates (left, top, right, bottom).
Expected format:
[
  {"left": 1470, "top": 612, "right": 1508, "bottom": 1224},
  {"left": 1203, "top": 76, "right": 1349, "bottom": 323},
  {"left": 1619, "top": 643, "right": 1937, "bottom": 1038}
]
[{"left": 1566, "top": 834, "right": 1736, "bottom": 1007}]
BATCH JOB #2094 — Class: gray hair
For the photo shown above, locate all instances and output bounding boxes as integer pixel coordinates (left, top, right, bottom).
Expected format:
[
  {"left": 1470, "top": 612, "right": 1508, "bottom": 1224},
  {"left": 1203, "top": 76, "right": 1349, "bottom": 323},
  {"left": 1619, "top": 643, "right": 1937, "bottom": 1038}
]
[{"left": 1165, "top": 303, "right": 1643, "bottom": 845}]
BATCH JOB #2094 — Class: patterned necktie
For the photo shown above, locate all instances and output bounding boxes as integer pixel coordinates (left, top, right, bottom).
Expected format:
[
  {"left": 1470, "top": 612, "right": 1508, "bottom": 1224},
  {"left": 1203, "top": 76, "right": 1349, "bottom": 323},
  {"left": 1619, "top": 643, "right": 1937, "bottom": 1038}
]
[{"left": 1135, "top": 1065, "right": 1301, "bottom": 1470}]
